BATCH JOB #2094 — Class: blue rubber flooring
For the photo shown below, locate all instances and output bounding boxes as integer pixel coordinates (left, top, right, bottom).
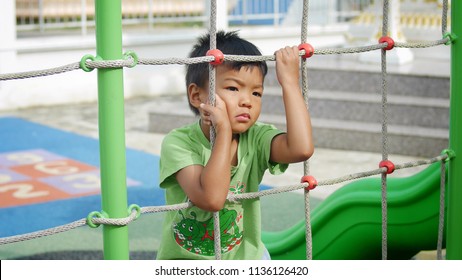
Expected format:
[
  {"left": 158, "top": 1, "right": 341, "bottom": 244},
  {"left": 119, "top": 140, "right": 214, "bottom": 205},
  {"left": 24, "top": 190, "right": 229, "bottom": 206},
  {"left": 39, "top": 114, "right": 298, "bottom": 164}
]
[{"left": 0, "top": 117, "right": 163, "bottom": 238}]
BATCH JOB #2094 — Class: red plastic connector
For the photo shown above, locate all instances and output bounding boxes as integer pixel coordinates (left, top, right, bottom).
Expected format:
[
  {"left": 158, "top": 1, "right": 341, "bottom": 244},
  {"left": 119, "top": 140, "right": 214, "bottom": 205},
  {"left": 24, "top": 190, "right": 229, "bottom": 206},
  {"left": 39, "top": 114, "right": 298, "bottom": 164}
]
[
  {"left": 379, "top": 160, "right": 395, "bottom": 174},
  {"left": 206, "top": 49, "right": 224, "bottom": 65},
  {"left": 379, "top": 36, "right": 395, "bottom": 50},
  {"left": 301, "top": 175, "right": 318, "bottom": 190},
  {"left": 298, "top": 43, "right": 314, "bottom": 59}
]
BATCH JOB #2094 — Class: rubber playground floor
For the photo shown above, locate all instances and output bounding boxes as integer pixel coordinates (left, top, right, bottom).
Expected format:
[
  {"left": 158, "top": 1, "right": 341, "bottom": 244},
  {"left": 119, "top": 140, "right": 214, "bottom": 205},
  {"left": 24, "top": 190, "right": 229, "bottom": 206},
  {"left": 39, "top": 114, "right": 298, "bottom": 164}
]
[{"left": 0, "top": 96, "right": 439, "bottom": 260}]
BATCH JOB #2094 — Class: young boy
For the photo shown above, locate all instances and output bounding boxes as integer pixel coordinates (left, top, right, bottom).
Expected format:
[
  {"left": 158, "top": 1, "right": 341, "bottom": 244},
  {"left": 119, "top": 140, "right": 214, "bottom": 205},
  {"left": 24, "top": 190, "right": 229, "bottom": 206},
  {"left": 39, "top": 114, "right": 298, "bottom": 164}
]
[{"left": 157, "top": 31, "right": 313, "bottom": 260}]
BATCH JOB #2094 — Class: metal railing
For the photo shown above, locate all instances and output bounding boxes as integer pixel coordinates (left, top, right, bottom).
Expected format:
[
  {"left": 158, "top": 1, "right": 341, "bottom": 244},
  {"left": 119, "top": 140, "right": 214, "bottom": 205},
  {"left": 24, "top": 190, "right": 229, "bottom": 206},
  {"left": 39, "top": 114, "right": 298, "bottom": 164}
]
[
  {"left": 16, "top": 0, "right": 209, "bottom": 34},
  {"left": 16, "top": 0, "right": 374, "bottom": 34}
]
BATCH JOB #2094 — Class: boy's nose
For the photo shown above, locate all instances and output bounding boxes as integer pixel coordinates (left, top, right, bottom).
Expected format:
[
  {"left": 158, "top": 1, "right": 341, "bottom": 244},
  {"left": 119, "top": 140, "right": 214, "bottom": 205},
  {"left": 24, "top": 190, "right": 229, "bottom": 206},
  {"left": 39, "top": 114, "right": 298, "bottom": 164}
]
[{"left": 239, "top": 92, "right": 252, "bottom": 108}]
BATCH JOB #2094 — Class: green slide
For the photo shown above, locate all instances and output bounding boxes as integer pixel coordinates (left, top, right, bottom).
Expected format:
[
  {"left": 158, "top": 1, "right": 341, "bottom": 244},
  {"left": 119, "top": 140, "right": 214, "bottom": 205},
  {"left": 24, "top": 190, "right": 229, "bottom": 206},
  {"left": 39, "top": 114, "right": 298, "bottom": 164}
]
[{"left": 262, "top": 162, "right": 446, "bottom": 260}]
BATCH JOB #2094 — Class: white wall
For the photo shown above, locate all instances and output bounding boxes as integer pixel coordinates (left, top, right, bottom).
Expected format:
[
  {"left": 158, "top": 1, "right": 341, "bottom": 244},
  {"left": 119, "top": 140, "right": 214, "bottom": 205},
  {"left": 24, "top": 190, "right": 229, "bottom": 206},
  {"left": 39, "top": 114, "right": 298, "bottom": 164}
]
[
  {"left": 0, "top": 0, "right": 17, "bottom": 109},
  {"left": 0, "top": 30, "right": 199, "bottom": 111}
]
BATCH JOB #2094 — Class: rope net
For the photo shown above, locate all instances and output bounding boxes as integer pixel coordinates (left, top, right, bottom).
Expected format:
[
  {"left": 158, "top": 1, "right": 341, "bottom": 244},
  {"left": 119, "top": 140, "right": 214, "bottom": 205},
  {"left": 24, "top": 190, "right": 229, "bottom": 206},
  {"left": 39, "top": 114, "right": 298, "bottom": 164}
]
[{"left": 0, "top": 0, "right": 452, "bottom": 261}]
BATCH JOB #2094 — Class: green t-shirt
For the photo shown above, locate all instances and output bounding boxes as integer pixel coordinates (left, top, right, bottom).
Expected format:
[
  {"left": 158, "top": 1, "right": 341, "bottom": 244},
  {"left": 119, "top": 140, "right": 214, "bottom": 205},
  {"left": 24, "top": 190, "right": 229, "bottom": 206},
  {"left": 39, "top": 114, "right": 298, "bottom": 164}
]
[{"left": 157, "top": 120, "right": 288, "bottom": 260}]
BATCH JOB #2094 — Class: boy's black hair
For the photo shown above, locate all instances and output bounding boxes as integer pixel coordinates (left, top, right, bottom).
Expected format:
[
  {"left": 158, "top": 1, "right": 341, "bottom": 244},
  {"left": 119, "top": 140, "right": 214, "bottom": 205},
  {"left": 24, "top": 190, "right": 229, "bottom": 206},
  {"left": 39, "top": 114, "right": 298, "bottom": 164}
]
[{"left": 186, "top": 30, "right": 268, "bottom": 115}]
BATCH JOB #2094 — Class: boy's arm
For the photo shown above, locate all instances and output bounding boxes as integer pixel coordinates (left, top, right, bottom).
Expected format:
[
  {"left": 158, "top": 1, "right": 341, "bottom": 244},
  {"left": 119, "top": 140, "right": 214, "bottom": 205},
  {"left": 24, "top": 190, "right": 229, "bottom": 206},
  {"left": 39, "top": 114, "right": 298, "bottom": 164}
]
[
  {"left": 175, "top": 95, "right": 232, "bottom": 212},
  {"left": 270, "top": 46, "right": 314, "bottom": 164}
]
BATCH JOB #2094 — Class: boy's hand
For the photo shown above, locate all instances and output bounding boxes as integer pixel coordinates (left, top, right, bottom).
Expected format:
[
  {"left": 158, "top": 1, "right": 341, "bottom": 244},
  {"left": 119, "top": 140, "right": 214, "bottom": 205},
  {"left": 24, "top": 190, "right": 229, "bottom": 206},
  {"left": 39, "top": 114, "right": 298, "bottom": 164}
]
[
  {"left": 200, "top": 94, "right": 231, "bottom": 134},
  {"left": 274, "top": 46, "right": 301, "bottom": 88},
  {"left": 269, "top": 46, "right": 314, "bottom": 165}
]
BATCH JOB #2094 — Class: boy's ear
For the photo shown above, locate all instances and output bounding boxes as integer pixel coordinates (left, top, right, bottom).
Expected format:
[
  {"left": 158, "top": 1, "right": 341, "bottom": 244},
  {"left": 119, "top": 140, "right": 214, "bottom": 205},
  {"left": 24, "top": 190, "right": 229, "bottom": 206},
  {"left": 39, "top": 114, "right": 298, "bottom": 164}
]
[{"left": 188, "top": 83, "right": 204, "bottom": 109}]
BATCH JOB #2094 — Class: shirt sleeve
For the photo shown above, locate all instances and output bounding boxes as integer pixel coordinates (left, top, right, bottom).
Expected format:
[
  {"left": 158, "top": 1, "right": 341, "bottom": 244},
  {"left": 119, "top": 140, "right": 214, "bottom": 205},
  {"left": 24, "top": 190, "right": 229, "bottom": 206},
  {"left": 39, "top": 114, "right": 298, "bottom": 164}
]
[
  {"left": 254, "top": 123, "right": 289, "bottom": 175},
  {"left": 159, "top": 130, "right": 203, "bottom": 188}
]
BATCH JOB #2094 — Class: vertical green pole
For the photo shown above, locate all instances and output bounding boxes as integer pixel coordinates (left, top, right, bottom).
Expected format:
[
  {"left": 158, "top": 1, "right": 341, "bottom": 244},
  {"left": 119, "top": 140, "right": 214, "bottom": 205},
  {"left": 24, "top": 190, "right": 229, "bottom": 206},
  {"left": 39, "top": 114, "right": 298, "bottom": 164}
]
[
  {"left": 95, "top": 0, "right": 129, "bottom": 260},
  {"left": 447, "top": 0, "right": 462, "bottom": 260}
]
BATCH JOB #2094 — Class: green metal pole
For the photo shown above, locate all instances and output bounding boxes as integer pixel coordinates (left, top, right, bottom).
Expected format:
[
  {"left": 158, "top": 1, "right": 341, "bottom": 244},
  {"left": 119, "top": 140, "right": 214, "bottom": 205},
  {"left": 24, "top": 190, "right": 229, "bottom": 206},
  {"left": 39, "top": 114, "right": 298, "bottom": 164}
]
[
  {"left": 95, "top": 0, "right": 129, "bottom": 260},
  {"left": 447, "top": 0, "right": 462, "bottom": 260}
]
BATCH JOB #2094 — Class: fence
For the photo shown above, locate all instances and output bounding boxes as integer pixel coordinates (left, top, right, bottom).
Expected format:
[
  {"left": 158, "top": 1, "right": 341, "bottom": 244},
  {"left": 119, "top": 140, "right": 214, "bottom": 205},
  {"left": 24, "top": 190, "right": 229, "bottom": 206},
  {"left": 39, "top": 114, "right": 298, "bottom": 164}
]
[{"left": 16, "top": 0, "right": 374, "bottom": 34}]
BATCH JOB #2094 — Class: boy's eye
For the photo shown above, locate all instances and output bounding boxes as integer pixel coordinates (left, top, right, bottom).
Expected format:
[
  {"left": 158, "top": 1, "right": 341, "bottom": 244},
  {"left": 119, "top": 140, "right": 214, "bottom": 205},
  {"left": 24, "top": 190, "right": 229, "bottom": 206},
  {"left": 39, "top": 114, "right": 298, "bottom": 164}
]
[
  {"left": 253, "top": 92, "right": 262, "bottom": 97},
  {"left": 226, "top": 86, "right": 238, "bottom": 92}
]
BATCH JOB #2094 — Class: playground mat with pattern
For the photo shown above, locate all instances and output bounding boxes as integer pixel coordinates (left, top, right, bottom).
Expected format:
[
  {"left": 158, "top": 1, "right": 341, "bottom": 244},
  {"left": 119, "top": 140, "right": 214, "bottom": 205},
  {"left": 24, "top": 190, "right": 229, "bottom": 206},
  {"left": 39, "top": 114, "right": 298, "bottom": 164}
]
[{"left": 0, "top": 117, "right": 163, "bottom": 238}]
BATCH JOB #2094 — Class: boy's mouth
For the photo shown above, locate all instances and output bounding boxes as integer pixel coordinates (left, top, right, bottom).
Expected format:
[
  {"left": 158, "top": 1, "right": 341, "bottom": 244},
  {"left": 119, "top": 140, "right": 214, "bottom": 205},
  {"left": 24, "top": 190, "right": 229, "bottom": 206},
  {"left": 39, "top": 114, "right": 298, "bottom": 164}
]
[{"left": 235, "top": 113, "right": 251, "bottom": 122}]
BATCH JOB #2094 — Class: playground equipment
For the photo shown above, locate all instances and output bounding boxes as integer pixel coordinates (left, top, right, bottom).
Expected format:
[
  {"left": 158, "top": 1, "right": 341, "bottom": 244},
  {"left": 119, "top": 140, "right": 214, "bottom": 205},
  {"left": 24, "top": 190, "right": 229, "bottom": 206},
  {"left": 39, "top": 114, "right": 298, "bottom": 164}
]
[
  {"left": 0, "top": 0, "right": 460, "bottom": 260},
  {"left": 264, "top": 162, "right": 446, "bottom": 259}
]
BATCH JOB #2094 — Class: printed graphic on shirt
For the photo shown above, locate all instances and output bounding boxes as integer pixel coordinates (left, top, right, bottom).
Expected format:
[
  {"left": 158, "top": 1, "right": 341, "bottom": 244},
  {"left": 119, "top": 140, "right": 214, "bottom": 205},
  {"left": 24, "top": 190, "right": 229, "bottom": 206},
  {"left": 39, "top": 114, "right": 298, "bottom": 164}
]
[
  {"left": 173, "top": 207, "right": 243, "bottom": 256},
  {"left": 229, "top": 180, "right": 246, "bottom": 194}
]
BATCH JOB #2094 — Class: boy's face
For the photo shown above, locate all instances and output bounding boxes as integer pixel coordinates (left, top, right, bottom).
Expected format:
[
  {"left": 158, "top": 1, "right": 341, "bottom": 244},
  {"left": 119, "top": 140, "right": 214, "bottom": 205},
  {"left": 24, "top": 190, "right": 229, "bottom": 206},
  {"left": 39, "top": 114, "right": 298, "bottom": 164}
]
[{"left": 199, "top": 65, "right": 264, "bottom": 135}]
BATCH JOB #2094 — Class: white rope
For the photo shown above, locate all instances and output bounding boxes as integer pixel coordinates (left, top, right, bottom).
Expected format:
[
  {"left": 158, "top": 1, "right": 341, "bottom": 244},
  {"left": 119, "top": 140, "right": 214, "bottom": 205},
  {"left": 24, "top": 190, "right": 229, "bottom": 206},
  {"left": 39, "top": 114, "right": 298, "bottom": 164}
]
[
  {"left": 0, "top": 154, "right": 447, "bottom": 246},
  {"left": 442, "top": 0, "right": 449, "bottom": 35},
  {"left": 207, "top": 0, "right": 222, "bottom": 261},
  {"left": 299, "top": 0, "right": 314, "bottom": 260},
  {"left": 0, "top": 41, "right": 451, "bottom": 82}
]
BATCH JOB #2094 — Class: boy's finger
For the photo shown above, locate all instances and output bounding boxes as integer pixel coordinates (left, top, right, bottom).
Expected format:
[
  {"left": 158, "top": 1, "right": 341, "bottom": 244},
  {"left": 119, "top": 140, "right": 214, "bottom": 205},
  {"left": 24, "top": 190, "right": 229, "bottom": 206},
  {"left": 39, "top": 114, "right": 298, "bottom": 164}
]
[
  {"left": 200, "top": 103, "right": 211, "bottom": 112},
  {"left": 215, "top": 94, "right": 223, "bottom": 104},
  {"left": 214, "top": 95, "right": 227, "bottom": 109}
]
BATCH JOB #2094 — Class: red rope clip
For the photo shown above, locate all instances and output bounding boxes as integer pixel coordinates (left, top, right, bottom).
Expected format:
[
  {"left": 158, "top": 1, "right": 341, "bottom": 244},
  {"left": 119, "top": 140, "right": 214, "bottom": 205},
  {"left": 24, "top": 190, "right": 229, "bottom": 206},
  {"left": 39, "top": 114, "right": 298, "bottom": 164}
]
[
  {"left": 301, "top": 175, "right": 318, "bottom": 190},
  {"left": 206, "top": 49, "right": 224, "bottom": 66},
  {"left": 379, "top": 160, "right": 395, "bottom": 174},
  {"left": 298, "top": 43, "right": 314, "bottom": 59},
  {"left": 379, "top": 36, "right": 395, "bottom": 50}
]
